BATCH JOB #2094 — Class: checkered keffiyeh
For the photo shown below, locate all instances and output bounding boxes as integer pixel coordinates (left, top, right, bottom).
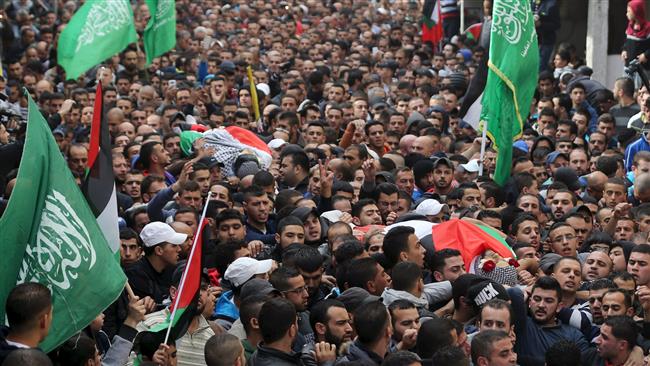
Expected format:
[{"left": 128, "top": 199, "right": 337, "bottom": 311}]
[{"left": 202, "top": 129, "right": 272, "bottom": 177}]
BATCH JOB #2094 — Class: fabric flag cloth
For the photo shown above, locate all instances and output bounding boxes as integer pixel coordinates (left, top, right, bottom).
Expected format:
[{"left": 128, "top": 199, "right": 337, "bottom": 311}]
[
  {"left": 480, "top": 0, "right": 539, "bottom": 186},
  {"left": 422, "top": 0, "right": 443, "bottom": 45},
  {"left": 465, "top": 22, "right": 483, "bottom": 41},
  {"left": 82, "top": 82, "right": 120, "bottom": 256},
  {"left": 148, "top": 219, "right": 208, "bottom": 342},
  {"left": 0, "top": 93, "right": 126, "bottom": 352},
  {"left": 246, "top": 65, "right": 261, "bottom": 122},
  {"left": 459, "top": 51, "right": 488, "bottom": 131},
  {"left": 431, "top": 219, "right": 515, "bottom": 270},
  {"left": 57, "top": 0, "right": 137, "bottom": 80},
  {"left": 143, "top": 0, "right": 176, "bottom": 65},
  {"left": 203, "top": 126, "right": 273, "bottom": 177}
]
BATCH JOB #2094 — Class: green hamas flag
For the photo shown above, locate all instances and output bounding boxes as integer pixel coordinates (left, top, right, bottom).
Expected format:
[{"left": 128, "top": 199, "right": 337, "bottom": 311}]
[
  {"left": 144, "top": 0, "right": 176, "bottom": 65},
  {"left": 480, "top": 0, "right": 539, "bottom": 186},
  {"left": 0, "top": 94, "right": 126, "bottom": 352},
  {"left": 57, "top": 0, "right": 137, "bottom": 80}
]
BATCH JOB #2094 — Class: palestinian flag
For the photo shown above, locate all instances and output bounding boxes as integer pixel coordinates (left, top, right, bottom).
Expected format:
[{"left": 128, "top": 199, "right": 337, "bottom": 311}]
[
  {"left": 203, "top": 126, "right": 273, "bottom": 177},
  {"left": 459, "top": 51, "right": 488, "bottom": 132},
  {"left": 149, "top": 219, "right": 208, "bottom": 342},
  {"left": 82, "top": 82, "right": 120, "bottom": 257},
  {"left": 422, "top": 0, "right": 443, "bottom": 45},
  {"left": 465, "top": 22, "right": 482, "bottom": 41},
  {"left": 431, "top": 219, "right": 515, "bottom": 269}
]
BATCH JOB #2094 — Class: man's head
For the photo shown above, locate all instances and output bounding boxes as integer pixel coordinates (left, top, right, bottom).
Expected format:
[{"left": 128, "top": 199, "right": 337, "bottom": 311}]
[
  {"left": 140, "top": 222, "right": 187, "bottom": 267},
  {"left": 373, "top": 183, "right": 399, "bottom": 222},
  {"left": 243, "top": 186, "right": 271, "bottom": 226},
  {"left": 204, "top": 334, "right": 245, "bottom": 366},
  {"left": 258, "top": 297, "right": 298, "bottom": 345},
  {"left": 344, "top": 257, "right": 391, "bottom": 296},
  {"left": 215, "top": 209, "right": 246, "bottom": 243},
  {"left": 309, "top": 299, "right": 353, "bottom": 346},
  {"left": 478, "top": 299, "right": 514, "bottom": 335},
  {"left": 119, "top": 227, "right": 142, "bottom": 266},
  {"left": 280, "top": 151, "right": 309, "bottom": 187},
  {"left": 587, "top": 279, "right": 618, "bottom": 324},
  {"left": 471, "top": 330, "right": 517, "bottom": 366},
  {"left": 352, "top": 199, "right": 383, "bottom": 226},
  {"left": 595, "top": 316, "right": 638, "bottom": 361},
  {"left": 528, "top": 276, "right": 562, "bottom": 325},
  {"left": 293, "top": 246, "right": 326, "bottom": 298},
  {"left": 275, "top": 216, "right": 306, "bottom": 249},
  {"left": 628, "top": 244, "right": 650, "bottom": 286},
  {"left": 430, "top": 248, "right": 465, "bottom": 282},
  {"left": 547, "top": 222, "right": 578, "bottom": 257},
  {"left": 352, "top": 300, "right": 392, "bottom": 349},
  {"left": 383, "top": 226, "right": 425, "bottom": 268},
  {"left": 549, "top": 189, "right": 576, "bottom": 219},
  {"left": 5, "top": 283, "right": 52, "bottom": 343},
  {"left": 388, "top": 299, "right": 421, "bottom": 343},
  {"left": 270, "top": 266, "right": 309, "bottom": 311},
  {"left": 176, "top": 181, "right": 203, "bottom": 210},
  {"left": 602, "top": 289, "right": 635, "bottom": 319}
]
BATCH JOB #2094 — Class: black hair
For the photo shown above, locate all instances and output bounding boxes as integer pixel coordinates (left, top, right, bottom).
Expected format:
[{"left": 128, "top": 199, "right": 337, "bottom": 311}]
[
  {"left": 416, "top": 318, "right": 456, "bottom": 358},
  {"left": 352, "top": 300, "right": 389, "bottom": 345},
  {"left": 604, "top": 316, "right": 638, "bottom": 350},
  {"left": 309, "top": 299, "right": 347, "bottom": 332},
  {"left": 5, "top": 283, "right": 52, "bottom": 333},
  {"left": 270, "top": 266, "right": 302, "bottom": 292},
  {"left": 531, "top": 276, "right": 562, "bottom": 301},
  {"left": 391, "top": 261, "right": 422, "bottom": 292},
  {"left": 382, "top": 226, "right": 415, "bottom": 266},
  {"left": 351, "top": 198, "right": 377, "bottom": 219},
  {"left": 258, "top": 298, "right": 297, "bottom": 344},
  {"left": 240, "top": 295, "right": 267, "bottom": 334},
  {"left": 343, "top": 257, "right": 380, "bottom": 291},
  {"left": 471, "top": 330, "right": 511, "bottom": 365},
  {"left": 293, "top": 245, "right": 325, "bottom": 273},
  {"left": 429, "top": 248, "right": 462, "bottom": 275}
]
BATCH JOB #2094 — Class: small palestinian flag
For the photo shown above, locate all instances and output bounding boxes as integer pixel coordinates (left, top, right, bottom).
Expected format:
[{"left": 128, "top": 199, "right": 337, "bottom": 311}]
[
  {"left": 431, "top": 219, "right": 515, "bottom": 269},
  {"left": 149, "top": 219, "right": 208, "bottom": 341},
  {"left": 422, "top": 0, "right": 443, "bottom": 45},
  {"left": 82, "top": 81, "right": 120, "bottom": 257},
  {"left": 459, "top": 50, "right": 488, "bottom": 131},
  {"left": 465, "top": 22, "right": 483, "bottom": 41}
]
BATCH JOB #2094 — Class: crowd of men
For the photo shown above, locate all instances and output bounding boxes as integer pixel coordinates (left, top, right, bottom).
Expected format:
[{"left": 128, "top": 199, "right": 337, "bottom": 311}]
[{"left": 1, "top": 0, "right": 650, "bottom": 365}]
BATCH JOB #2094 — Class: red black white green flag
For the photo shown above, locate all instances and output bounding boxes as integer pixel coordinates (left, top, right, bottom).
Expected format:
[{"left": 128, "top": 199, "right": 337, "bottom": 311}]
[
  {"left": 422, "top": 0, "right": 443, "bottom": 45},
  {"left": 82, "top": 82, "right": 120, "bottom": 257},
  {"left": 149, "top": 219, "right": 208, "bottom": 342}
]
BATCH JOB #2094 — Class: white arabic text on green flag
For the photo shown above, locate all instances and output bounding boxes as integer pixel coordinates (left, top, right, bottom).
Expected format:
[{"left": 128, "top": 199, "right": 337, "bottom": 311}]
[
  {"left": 57, "top": 0, "right": 137, "bottom": 80},
  {"left": 143, "top": 0, "right": 176, "bottom": 65},
  {"left": 479, "top": 0, "right": 539, "bottom": 186},
  {"left": 0, "top": 93, "right": 126, "bottom": 352}
]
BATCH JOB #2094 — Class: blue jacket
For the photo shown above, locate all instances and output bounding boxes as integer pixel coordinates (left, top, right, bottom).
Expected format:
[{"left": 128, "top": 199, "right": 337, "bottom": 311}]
[
  {"left": 625, "top": 135, "right": 650, "bottom": 171},
  {"left": 213, "top": 290, "right": 238, "bottom": 326},
  {"left": 508, "top": 287, "right": 592, "bottom": 366}
]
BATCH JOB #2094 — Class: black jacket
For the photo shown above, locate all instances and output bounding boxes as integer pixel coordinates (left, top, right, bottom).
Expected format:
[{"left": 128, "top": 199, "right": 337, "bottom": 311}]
[
  {"left": 0, "top": 326, "right": 19, "bottom": 365},
  {"left": 248, "top": 343, "right": 304, "bottom": 366},
  {"left": 124, "top": 256, "right": 175, "bottom": 306}
]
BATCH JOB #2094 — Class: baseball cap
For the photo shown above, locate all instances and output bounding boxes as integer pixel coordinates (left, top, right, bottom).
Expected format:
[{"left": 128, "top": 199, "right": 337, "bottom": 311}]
[
  {"left": 239, "top": 278, "right": 280, "bottom": 301},
  {"left": 414, "top": 199, "right": 446, "bottom": 216},
  {"left": 433, "top": 156, "right": 454, "bottom": 170},
  {"left": 337, "top": 287, "right": 382, "bottom": 313},
  {"left": 291, "top": 206, "right": 318, "bottom": 223},
  {"left": 467, "top": 280, "right": 510, "bottom": 310},
  {"left": 197, "top": 156, "right": 224, "bottom": 169},
  {"left": 224, "top": 257, "right": 274, "bottom": 287},
  {"left": 140, "top": 222, "right": 188, "bottom": 247},
  {"left": 268, "top": 138, "right": 287, "bottom": 150},
  {"left": 460, "top": 159, "right": 480, "bottom": 173},
  {"left": 545, "top": 151, "right": 569, "bottom": 166}
]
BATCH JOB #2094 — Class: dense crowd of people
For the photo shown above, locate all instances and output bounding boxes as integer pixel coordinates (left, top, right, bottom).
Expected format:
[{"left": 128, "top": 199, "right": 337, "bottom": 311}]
[{"left": 1, "top": 0, "right": 650, "bottom": 365}]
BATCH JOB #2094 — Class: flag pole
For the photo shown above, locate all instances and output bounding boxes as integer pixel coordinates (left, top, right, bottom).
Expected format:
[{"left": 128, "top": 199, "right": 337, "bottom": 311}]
[
  {"left": 460, "top": 0, "right": 465, "bottom": 35},
  {"left": 478, "top": 120, "right": 488, "bottom": 176},
  {"left": 163, "top": 191, "right": 212, "bottom": 345}
]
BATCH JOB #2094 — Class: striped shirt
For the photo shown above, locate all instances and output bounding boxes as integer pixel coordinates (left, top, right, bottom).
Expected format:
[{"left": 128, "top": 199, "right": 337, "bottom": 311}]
[{"left": 128, "top": 309, "right": 215, "bottom": 366}]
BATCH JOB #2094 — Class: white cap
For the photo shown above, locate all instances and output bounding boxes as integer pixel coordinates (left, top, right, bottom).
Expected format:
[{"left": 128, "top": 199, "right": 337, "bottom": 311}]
[
  {"left": 140, "top": 222, "right": 188, "bottom": 247},
  {"left": 460, "top": 159, "right": 480, "bottom": 173},
  {"left": 414, "top": 199, "right": 446, "bottom": 216},
  {"left": 257, "top": 83, "right": 270, "bottom": 97},
  {"left": 268, "top": 138, "right": 287, "bottom": 150},
  {"left": 224, "top": 257, "right": 273, "bottom": 287}
]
